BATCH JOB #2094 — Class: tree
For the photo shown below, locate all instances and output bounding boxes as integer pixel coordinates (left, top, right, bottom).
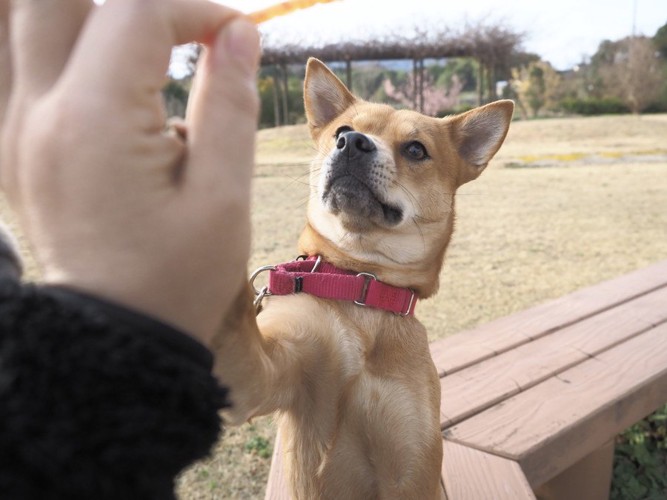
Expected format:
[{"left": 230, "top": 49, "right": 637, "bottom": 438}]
[
  {"left": 654, "top": 22, "right": 667, "bottom": 59},
  {"left": 383, "top": 72, "right": 464, "bottom": 116},
  {"left": 464, "top": 22, "right": 525, "bottom": 104},
  {"left": 351, "top": 63, "right": 391, "bottom": 101},
  {"left": 511, "top": 60, "right": 562, "bottom": 118},
  {"left": 597, "top": 36, "right": 665, "bottom": 114},
  {"left": 435, "top": 58, "right": 478, "bottom": 93},
  {"left": 162, "top": 79, "right": 189, "bottom": 118}
]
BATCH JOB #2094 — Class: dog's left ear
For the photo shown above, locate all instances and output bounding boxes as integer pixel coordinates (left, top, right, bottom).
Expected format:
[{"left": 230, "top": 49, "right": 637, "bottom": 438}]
[
  {"left": 448, "top": 100, "right": 514, "bottom": 185},
  {"left": 304, "top": 58, "right": 357, "bottom": 135}
]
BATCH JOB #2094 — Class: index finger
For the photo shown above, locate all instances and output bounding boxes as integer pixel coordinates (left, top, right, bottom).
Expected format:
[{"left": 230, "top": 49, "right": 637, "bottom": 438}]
[{"left": 9, "top": 0, "right": 91, "bottom": 103}]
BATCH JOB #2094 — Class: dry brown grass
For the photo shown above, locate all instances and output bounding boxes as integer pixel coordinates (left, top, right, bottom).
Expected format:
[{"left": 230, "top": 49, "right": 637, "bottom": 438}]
[{"left": 2, "top": 114, "right": 664, "bottom": 499}]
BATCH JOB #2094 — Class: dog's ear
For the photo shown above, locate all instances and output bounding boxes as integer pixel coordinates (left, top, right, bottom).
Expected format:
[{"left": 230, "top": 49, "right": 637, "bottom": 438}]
[
  {"left": 304, "top": 58, "right": 356, "bottom": 133},
  {"left": 448, "top": 100, "right": 514, "bottom": 185}
]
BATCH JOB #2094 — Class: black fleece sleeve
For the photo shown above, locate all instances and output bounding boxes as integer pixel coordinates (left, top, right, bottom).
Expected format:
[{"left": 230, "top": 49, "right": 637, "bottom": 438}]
[{"left": 0, "top": 279, "right": 229, "bottom": 500}]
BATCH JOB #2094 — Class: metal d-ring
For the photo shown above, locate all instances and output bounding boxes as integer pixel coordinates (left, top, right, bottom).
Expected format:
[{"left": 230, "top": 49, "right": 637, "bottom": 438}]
[
  {"left": 249, "top": 265, "right": 276, "bottom": 296},
  {"left": 310, "top": 255, "right": 322, "bottom": 273},
  {"left": 249, "top": 265, "right": 277, "bottom": 294},
  {"left": 253, "top": 286, "right": 270, "bottom": 310},
  {"left": 295, "top": 254, "right": 323, "bottom": 273}
]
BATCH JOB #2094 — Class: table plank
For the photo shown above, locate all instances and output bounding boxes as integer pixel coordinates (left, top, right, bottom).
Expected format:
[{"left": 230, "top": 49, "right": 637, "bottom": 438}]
[
  {"left": 439, "top": 287, "right": 667, "bottom": 427},
  {"left": 444, "top": 321, "right": 667, "bottom": 486},
  {"left": 265, "top": 431, "right": 290, "bottom": 500},
  {"left": 430, "top": 260, "right": 667, "bottom": 376},
  {"left": 442, "top": 440, "right": 535, "bottom": 500}
]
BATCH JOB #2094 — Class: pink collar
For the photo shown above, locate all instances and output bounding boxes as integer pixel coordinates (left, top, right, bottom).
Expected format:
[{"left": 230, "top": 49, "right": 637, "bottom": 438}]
[{"left": 251, "top": 256, "right": 417, "bottom": 316}]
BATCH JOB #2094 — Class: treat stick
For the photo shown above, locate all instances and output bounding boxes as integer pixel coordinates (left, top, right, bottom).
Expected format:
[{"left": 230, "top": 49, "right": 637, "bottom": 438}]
[{"left": 249, "top": 0, "right": 338, "bottom": 24}]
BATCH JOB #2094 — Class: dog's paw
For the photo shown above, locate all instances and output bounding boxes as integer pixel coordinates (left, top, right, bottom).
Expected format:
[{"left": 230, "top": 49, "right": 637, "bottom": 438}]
[{"left": 0, "top": 220, "right": 23, "bottom": 281}]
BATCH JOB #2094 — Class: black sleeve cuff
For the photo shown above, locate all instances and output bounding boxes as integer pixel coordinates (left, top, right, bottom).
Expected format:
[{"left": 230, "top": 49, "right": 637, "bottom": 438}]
[
  {"left": 47, "top": 285, "right": 216, "bottom": 372},
  {"left": 0, "top": 279, "right": 229, "bottom": 500}
]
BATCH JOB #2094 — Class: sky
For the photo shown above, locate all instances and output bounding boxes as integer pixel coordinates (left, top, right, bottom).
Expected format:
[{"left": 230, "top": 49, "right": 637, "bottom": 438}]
[{"left": 219, "top": 0, "right": 667, "bottom": 70}]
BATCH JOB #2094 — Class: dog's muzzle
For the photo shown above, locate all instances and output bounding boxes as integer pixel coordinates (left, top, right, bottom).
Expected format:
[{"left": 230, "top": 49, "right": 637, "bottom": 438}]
[{"left": 322, "top": 132, "right": 403, "bottom": 227}]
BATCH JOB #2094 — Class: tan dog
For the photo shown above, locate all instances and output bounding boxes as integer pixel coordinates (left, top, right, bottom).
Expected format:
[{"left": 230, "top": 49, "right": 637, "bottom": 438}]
[{"left": 213, "top": 58, "right": 513, "bottom": 500}]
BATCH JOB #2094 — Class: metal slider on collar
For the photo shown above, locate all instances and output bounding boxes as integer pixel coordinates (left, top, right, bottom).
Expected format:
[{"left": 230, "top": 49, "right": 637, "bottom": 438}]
[
  {"left": 354, "top": 272, "right": 377, "bottom": 307},
  {"left": 400, "top": 289, "right": 417, "bottom": 317}
]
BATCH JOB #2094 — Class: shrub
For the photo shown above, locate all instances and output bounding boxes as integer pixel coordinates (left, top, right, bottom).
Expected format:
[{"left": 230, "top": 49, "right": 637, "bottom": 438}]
[
  {"left": 244, "top": 435, "right": 272, "bottom": 459},
  {"left": 611, "top": 404, "right": 667, "bottom": 500},
  {"left": 561, "top": 97, "right": 629, "bottom": 116},
  {"left": 642, "top": 100, "right": 667, "bottom": 114}
]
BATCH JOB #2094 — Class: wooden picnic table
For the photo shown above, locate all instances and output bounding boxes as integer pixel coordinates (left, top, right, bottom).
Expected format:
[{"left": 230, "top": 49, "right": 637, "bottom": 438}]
[
  {"left": 432, "top": 259, "right": 667, "bottom": 499},
  {"left": 266, "top": 260, "right": 667, "bottom": 499}
]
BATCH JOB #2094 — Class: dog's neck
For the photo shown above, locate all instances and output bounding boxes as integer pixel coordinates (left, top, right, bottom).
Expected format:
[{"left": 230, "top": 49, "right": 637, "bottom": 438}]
[{"left": 298, "top": 221, "right": 451, "bottom": 299}]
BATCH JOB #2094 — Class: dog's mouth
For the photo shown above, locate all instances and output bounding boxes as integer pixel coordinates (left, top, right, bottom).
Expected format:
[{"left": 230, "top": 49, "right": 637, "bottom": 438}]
[{"left": 323, "top": 175, "right": 403, "bottom": 227}]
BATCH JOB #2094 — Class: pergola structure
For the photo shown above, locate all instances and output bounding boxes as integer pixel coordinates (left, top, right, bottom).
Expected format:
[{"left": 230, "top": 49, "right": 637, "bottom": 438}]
[{"left": 259, "top": 22, "right": 523, "bottom": 125}]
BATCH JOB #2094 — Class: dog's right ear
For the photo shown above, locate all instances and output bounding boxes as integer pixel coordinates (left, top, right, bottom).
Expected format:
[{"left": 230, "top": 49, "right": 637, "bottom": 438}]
[{"left": 304, "top": 58, "right": 356, "bottom": 133}]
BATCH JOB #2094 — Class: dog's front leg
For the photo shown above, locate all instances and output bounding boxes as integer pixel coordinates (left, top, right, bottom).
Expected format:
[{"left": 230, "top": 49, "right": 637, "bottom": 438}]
[{"left": 210, "top": 284, "right": 304, "bottom": 424}]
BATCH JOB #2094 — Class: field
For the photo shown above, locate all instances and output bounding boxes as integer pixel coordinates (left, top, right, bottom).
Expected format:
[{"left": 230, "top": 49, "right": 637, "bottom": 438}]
[{"left": 3, "top": 113, "right": 665, "bottom": 498}]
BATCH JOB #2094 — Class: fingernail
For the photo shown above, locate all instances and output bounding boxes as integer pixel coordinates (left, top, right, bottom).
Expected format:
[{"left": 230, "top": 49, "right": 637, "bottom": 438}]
[{"left": 221, "top": 18, "right": 260, "bottom": 76}]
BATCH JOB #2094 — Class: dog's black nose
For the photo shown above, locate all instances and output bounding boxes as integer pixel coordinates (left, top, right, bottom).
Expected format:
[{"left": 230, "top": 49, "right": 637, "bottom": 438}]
[{"left": 336, "top": 132, "right": 376, "bottom": 157}]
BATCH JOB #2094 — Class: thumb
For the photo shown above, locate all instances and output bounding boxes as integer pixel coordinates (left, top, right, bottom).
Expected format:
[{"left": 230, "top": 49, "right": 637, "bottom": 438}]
[{"left": 186, "top": 17, "right": 260, "bottom": 194}]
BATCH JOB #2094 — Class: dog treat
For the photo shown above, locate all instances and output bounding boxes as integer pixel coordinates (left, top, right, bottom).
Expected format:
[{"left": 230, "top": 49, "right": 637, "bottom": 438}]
[{"left": 249, "top": 0, "right": 338, "bottom": 24}]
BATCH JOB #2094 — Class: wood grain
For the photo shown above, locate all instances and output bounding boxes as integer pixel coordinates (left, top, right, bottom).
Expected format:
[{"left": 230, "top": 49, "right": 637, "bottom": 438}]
[
  {"left": 265, "top": 431, "right": 290, "bottom": 500},
  {"left": 430, "top": 260, "right": 667, "bottom": 375},
  {"left": 442, "top": 440, "right": 535, "bottom": 500},
  {"left": 445, "top": 321, "right": 667, "bottom": 486},
  {"left": 439, "top": 287, "right": 667, "bottom": 427}
]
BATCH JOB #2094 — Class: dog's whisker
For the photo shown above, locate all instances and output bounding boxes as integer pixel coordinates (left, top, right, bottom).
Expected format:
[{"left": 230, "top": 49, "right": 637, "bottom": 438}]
[
  {"left": 255, "top": 161, "right": 314, "bottom": 168},
  {"left": 293, "top": 199, "right": 311, "bottom": 210},
  {"left": 394, "top": 181, "right": 429, "bottom": 220},
  {"left": 276, "top": 174, "right": 316, "bottom": 192},
  {"left": 411, "top": 216, "right": 428, "bottom": 255},
  {"left": 283, "top": 171, "right": 316, "bottom": 184},
  {"left": 398, "top": 180, "right": 454, "bottom": 215},
  {"left": 412, "top": 214, "right": 440, "bottom": 224},
  {"left": 398, "top": 183, "right": 420, "bottom": 206},
  {"left": 284, "top": 180, "right": 318, "bottom": 190}
]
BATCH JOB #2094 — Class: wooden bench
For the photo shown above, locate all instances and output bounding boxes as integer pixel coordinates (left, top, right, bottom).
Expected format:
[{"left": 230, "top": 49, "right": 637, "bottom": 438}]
[{"left": 265, "top": 260, "right": 667, "bottom": 499}]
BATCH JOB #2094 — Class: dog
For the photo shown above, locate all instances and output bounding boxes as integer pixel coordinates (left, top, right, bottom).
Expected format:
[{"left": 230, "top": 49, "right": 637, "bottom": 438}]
[{"left": 212, "top": 58, "right": 513, "bottom": 500}]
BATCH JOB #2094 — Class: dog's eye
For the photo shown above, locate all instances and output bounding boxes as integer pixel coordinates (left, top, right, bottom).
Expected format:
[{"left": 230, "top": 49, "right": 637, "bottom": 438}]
[
  {"left": 334, "top": 126, "right": 353, "bottom": 139},
  {"left": 404, "top": 141, "right": 428, "bottom": 161}
]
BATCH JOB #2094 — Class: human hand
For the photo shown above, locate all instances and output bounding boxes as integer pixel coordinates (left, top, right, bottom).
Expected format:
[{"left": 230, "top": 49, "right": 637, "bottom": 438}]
[{"left": 0, "top": 0, "right": 260, "bottom": 345}]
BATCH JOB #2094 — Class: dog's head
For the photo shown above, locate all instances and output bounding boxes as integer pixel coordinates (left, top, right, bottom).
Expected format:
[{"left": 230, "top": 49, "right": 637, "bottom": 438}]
[{"left": 298, "top": 58, "right": 513, "bottom": 297}]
